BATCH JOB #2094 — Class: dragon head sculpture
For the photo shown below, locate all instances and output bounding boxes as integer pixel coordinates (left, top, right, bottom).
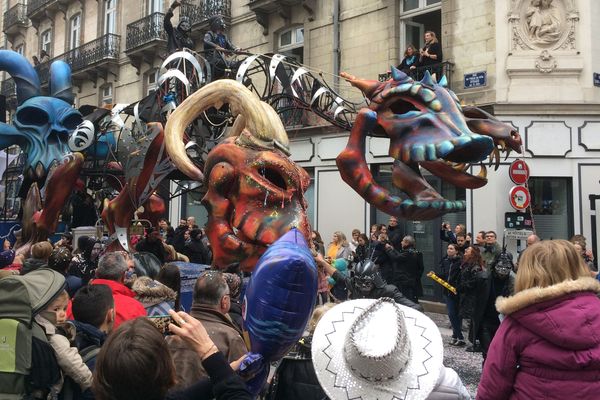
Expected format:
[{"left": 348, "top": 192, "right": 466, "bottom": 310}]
[
  {"left": 0, "top": 50, "right": 82, "bottom": 184},
  {"left": 164, "top": 79, "right": 311, "bottom": 271},
  {"left": 337, "top": 68, "right": 521, "bottom": 220}
]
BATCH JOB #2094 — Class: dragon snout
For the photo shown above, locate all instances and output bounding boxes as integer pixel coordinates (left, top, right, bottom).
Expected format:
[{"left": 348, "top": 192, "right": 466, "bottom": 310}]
[{"left": 442, "top": 134, "right": 494, "bottom": 163}]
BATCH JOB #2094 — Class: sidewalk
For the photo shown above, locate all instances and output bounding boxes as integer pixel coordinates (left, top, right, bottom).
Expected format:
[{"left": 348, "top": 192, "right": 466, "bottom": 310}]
[{"left": 426, "top": 312, "right": 482, "bottom": 398}]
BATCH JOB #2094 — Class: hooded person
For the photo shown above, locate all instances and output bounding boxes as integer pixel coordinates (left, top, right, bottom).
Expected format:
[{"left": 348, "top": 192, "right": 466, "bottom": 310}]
[
  {"left": 312, "top": 298, "right": 470, "bottom": 400},
  {"left": 164, "top": 0, "right": 194, "bottom": 53}
]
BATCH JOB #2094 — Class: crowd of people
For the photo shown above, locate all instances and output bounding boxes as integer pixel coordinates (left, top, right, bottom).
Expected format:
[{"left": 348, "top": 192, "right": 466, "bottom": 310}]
[{"left": 2, "top": 212, "right": 600, "bottom": 399}]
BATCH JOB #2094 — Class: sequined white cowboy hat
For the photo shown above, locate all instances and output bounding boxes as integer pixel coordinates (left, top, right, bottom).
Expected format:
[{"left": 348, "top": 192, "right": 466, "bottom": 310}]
[{"left": 312, "top": 297, "right": 444, "bottom": 400}]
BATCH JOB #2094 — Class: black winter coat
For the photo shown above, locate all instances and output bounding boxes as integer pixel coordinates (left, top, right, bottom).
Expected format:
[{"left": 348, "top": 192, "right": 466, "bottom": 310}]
[
  {"left": 458, "top": 262, "right": 482, "bottom": 319},
  {"left": 387, "top": 247, "right": 424, "bottom": 297},
  {"left": 438, "top": 255, "right": 462, "bottom": 297},
  {"left": 184, "top": 238, "right": 209, "bottom": 264}
]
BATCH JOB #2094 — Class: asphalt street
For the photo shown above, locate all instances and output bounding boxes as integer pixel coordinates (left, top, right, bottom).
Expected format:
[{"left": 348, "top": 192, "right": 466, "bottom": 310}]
[{"left": 426, "top": 312, "right": 483, "bottom": 398}]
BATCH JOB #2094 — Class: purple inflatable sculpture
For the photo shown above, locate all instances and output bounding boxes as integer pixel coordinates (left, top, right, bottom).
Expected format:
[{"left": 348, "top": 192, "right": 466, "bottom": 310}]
[{"left": 241, "top": 228, "right": 318, "bottom": 395}]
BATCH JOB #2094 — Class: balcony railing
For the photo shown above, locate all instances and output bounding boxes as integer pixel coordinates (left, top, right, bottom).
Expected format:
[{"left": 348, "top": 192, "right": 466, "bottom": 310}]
[
  {"left": 0, "top": 78, "right": 16, "bottom": 98},
  {"left": 61, "top": 34, "right": 120, "bottom": 73},
  {"left": 126, "top": 12, "right": 166, "bottom": 51},
  {"left": 3, "top": 3, "right": 28, "bottom": 33},
  {"left": 181, "top": 0, "right": 231, "bottom": 26},
  {"left": 378, "top": 61, "right": 454, "bottom": 89}
]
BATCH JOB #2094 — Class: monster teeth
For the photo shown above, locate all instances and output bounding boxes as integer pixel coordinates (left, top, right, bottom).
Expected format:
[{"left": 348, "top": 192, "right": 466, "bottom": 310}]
[
  {"left": 504, "top": 149, "right": 511, "bottom": 161},
  {"left": 488, "top": 147, "right": 500, "bottom": 169},
  {"left": 453, "top": 163, "right": 468, "bottom": 172},
  {"left": 477, "top": 163, "right": 488, "bottom": 179}
]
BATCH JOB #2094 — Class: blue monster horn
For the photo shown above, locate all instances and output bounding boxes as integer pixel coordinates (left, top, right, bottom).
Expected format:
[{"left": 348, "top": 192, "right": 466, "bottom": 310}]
[
  {"left": 390, "top": 66, "right": 408, "bottom": 82},
  {"left": 50, "top": 60, "right": 75, "bottom": 104},
  {"left": 0, "top": 50, "right": 41, "bottom": 104},
  {"left": 438, "top": 75, "right": 448, "bottom": 87},
  {"left": 421, "top": 70, "right": 435, "bottom": 86}
]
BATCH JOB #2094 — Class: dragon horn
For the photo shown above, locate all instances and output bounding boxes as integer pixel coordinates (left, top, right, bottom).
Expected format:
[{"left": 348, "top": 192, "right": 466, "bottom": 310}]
[
  {"left": 390, "top": 66, "right": 408, "bottom": 82},
  {"left": 421, "top": 70, "right": 435, "bottom": 86},
  {"left": 0, "top": 50, "right": 40, "bottom": 104},
  {"left": 164, "top": 79, "right": 289, "bottom": 182},
  {"left": 340, "top": 71, "right": 380, "bottom": 98},
  {"left": 49, "top": 61, "right": 75, "bottom": 104},
  {"left": 438, "top": 75, "right": 448, "bottom": 87}
]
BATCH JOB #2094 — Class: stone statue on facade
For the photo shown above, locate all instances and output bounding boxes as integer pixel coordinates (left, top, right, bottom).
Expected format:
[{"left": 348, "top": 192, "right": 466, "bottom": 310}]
[{"left": 526, "top": 0, "right": 562, "bottom": 45}]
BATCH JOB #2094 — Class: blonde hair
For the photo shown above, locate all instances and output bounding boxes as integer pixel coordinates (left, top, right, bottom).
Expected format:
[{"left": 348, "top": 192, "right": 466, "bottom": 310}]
[
  {"left": 308, "top": 303, "right": 335, "bottom": 334},
  {"left": 425, "top": 31, "right": 439, "bottom": 44},
  {"left": 333, "top": 231, "right": 348, "bottom": 247},
  {"left": 32, "top": 241, "right": 54, "bottom": 260},
  {"left": 515, "top": 240, "right": 590, "bottom": 293}
]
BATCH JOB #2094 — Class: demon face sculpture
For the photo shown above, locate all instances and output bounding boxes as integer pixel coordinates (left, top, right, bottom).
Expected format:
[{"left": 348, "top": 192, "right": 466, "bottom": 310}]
[
  {"left": 337, "top": 68, "right": 521, "bottom": 220},
  {"left": 0, "top": 50, "right": 82, "bottom": 184},
  {"left": 164, "top": 79, "right": 311, "bottom": 271}
]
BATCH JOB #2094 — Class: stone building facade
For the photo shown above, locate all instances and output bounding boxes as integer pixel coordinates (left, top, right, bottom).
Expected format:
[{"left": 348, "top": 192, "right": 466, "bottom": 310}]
[{"left": 0, "top": 0, "right": 599, "bottom": 297}]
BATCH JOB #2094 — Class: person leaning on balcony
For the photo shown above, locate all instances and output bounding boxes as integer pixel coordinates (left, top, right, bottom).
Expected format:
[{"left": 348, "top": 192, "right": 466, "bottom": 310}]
[
  {"left": 40, "top": 50, "right": 50, "bottom": 63},
  {"left": 164, "top": 0, "right": 195, "bottom": 54}
]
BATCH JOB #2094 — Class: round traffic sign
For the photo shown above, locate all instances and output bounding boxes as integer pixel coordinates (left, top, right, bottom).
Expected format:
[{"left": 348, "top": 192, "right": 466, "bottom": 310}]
[
  {"left": 509, "top": 185, "right": 531, "bottom": 210},
  {"left": 509, "top": 160, "right": 530, "bottom": 185}
]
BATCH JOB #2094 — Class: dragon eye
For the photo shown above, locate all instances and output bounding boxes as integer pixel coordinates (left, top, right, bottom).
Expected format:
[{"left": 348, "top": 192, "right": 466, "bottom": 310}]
[{"left": 16, "top": 107, "right": 49, "bottom": 126}]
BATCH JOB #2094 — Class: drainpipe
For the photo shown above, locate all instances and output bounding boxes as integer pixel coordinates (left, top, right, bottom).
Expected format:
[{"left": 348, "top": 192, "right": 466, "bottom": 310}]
[{"left": 333, "top": 0, "right": 340, "bottom": 89}]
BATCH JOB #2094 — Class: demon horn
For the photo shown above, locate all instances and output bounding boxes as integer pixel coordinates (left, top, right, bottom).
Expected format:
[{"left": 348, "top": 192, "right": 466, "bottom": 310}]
[
  {"left": 0, "top": 50, "right": 41, "bottom": 105},
  {"left": 390, "top": 66, "right": 408, "bottom": 82},
  {"left": 164, "top": 79, "right": 289, "bottom": 182},
  {"left": 421, "top": 70, "right": 435, "bottom": 86},
  {"left": 49, "top": 61, "right": 75, "bottom": 104}
]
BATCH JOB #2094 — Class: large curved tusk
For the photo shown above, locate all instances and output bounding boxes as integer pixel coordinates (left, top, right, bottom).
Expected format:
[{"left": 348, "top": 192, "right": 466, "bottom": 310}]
[{"left": 165, "top": 79, "right": 288, "bottom": 181}]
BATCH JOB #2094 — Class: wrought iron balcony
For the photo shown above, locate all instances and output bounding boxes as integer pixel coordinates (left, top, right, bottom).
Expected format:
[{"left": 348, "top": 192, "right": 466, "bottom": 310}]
[
  {"left": 0, "top": 78, "right": 16, "bottom": 98},
  {"left": 181, "top": 0, "right": 231, "bottom": 30},
  {"left": 3, "top": 3, "right": 28, "bottom": 35},
  {"left": 60, "top": 34, "right": 120, "bottom": 74},
  {"left": 126, "top": 12, "right": 166, "bottom": 52},
  {"left": 378, "top": 61, "right": 455, "bottom": 90}
]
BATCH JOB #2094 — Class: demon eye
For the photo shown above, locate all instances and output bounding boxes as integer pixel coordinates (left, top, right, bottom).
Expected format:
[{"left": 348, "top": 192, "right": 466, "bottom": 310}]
[
  {"left": 16, "top": 107, "right": 49, "bottom": 126},
  {"left": 262, "top": 167, "right": 287, "bottom": 191},
  {"left": 62, "top": 113, "right": 84, "bottom": 131}
]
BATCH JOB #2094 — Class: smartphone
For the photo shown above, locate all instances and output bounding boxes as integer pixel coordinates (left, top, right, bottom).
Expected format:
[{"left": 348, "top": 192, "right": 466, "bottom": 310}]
[{"left": 147, "top": 315, "right": 175, "bottom": 335}]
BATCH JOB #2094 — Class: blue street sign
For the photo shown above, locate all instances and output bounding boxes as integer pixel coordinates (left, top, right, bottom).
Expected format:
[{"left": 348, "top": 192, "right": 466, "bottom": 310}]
[
  {"left": 594, "top": 73, "right": 600, "bottom": 87},
  {"left": 464, "top": 71, "right": 487, "bottom": 89}
]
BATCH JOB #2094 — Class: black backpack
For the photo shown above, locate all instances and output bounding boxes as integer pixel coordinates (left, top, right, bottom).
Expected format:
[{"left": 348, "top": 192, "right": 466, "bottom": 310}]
[{"left": 0, "top": 268, "right": 66, "bottom": 399}]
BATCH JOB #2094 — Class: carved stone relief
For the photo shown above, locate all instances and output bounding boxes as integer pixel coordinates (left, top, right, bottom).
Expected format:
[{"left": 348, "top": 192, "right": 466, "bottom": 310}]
[
  {"left": 535, "top": 50, "right": 557, "bottom": 73},
  {"left": 508, "top": 0, "right": 578, "bottom": 51}
]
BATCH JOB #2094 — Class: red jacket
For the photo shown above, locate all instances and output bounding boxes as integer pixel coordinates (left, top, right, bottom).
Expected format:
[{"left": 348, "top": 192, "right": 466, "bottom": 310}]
[
  {"left": 67, "top": 278, "right": 146, "bottom": 328},
  {"left": 478, "top": 277, "right": 600, "bottom": 400}
]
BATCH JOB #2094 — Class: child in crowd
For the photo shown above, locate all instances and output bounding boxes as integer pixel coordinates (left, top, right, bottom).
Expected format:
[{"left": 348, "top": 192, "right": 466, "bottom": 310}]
[{"left": 36, "top": 289, "right": 93, "bottom": 398}]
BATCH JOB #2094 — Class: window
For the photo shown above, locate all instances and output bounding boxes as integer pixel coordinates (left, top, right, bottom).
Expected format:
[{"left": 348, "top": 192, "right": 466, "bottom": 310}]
[
  {"left": 402, "top": 0, "right": 440, "bottom": 13},
  {"left": 69, "top": 14, "right": 81, "bottom": 50},
  {"left": 41, "top": 29, "right": 52, "bottom": 55},
  {"left": 105, "top": 0, "right": 117, "bottom": 35},
  {"left": 145, "top": 69, "right": 159, "bottom": 95},
  {"left": 14, "top": 44, "right": 24, "bottom": 55},
  {"left": 528, "top": 177, "right": 573, "bottom": 240},
  {"left": 279, "top": 26, "right": 304, "bottom": 49},
  {"left": 100, "top": 84, "right": 113, "bottom": 106},
  {"left": 148, "top": 0, "right": 163, "bottom": 14}
]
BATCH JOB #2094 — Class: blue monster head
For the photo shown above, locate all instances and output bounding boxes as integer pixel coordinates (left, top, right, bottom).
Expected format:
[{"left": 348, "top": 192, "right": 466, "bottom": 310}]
[{"left": 0, "top": 50, "right": 82, "bottom": 183}]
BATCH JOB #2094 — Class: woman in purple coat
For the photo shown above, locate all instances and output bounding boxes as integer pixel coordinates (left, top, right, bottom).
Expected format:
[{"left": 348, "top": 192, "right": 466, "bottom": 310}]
[{"left": 478, "top": 240, "right": 600, "bottom": 400}]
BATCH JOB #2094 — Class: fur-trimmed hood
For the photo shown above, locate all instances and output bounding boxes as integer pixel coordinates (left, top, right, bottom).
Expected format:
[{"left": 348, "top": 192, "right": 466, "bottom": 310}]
[
  {"left": 496, "top": 277, "right": 600, "bottom": 316},
  {"left": 132, "top": 276, "right": 176, "bottom": 307},
  {"left": 496, "top": 277, "right": 600, "bottom": 351}
]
